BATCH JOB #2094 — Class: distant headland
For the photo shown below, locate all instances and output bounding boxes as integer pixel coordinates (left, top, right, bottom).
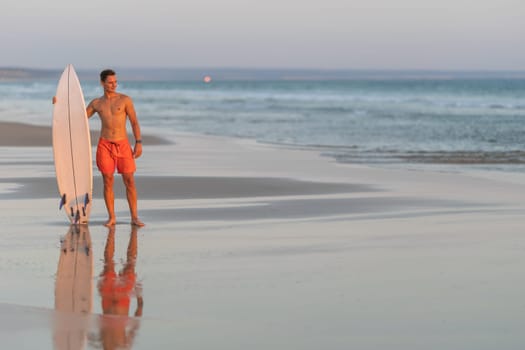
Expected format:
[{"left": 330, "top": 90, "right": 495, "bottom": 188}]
[{"left": 0, "top": 68, "right": 58, "bottom": 81}]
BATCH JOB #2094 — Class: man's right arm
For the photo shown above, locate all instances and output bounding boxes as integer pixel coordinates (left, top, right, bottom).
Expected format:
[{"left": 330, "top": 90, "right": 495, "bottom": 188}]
[{"left": 86, "top": 99, "right": 96, "bottom": 118}]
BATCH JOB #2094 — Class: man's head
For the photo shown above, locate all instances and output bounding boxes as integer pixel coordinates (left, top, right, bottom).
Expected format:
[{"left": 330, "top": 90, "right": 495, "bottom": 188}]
[
  {"left": 100, "top": 69, "right": 117, "bottom": 93},
  {"left": 100, "top": 69, "right": 116, "bottom": 82}
]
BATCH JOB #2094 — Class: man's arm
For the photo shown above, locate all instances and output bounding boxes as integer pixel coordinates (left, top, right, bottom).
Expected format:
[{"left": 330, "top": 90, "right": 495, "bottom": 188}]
[
  {"left": 86, "top": 99, "right": 96, "bottom": 118},
  {"left": 126, "top": 97, "right": 143, "bottom": 159}
]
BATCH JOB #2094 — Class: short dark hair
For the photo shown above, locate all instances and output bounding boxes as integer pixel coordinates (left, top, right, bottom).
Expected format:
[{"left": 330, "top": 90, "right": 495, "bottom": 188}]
[{"left": 100, "top": 69, "right": 116, "bottom": 82}]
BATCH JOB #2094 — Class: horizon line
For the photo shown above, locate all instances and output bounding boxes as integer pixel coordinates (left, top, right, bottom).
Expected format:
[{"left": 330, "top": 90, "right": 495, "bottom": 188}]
[{"left": 2, "top": 66, "right": 525, "bottom": 73}]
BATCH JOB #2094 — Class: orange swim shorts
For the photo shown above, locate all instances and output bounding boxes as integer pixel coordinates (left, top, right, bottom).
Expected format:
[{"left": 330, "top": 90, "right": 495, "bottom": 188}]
[{"left": 96, "top": 138, "right": 136, "bottom": 174}]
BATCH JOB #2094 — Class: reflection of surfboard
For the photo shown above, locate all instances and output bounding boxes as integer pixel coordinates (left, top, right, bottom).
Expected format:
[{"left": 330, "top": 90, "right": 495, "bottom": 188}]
[
  {"left": 54, "top": 224, "right": 93, "bottom": 350},
  {"left": 52, "top": 64, "right": 92, "bottom": 224}
]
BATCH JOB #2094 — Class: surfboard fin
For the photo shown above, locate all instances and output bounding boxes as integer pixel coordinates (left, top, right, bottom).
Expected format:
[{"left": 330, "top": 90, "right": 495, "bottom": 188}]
[
  {"left": 70, "top": 207, "right": 74, "bottom": 218},
  {"left": 84, "top": 193, "right": 90, "bottom": 206},
  {"left": 59, "top": 194, "right": 66, "bottom": 209},
  {"left": 82, "top": 206, "right": 86, "bottom": 217},
  {"left": 74, "top": 210, "right": 80, "bottom": 224}
]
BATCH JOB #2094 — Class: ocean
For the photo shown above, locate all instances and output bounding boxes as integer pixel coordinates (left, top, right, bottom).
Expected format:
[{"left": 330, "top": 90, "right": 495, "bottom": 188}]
[{"left": 1, "top": 70, "right": 525, "bottom": 172}]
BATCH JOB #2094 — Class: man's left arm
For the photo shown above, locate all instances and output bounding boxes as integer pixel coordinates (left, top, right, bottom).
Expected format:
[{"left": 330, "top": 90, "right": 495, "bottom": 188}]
[{"left": 126, "top": 97, "right": 143, "bottom": 159}]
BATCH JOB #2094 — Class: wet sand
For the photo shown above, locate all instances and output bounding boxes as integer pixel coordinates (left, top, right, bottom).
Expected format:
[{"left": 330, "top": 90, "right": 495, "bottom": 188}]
[
  {"left": 0, "top": 121, "right": 169, "bottom": 146},
  {"left": 0, "top": 122, "right": 524, "bottom": 349}
]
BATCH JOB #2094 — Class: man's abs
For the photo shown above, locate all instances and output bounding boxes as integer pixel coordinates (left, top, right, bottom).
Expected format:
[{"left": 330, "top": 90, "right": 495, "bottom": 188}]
[{"left": 98, "top": 114, "right": 129, "bottom": 141}]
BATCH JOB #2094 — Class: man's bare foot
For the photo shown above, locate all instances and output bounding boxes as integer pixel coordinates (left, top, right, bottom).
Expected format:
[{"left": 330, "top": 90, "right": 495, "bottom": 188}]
[
  {"left": 104, "top": 218, "right": 116, "bottom": 227},
  {"left": 131, "top": 218, "right": 145, "bottom": 227}
]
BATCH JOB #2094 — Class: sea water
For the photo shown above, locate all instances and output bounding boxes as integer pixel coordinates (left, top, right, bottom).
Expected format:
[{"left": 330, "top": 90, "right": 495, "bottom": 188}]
[{"left": 1, "top": 72, "right": 524, "bottom": 172}]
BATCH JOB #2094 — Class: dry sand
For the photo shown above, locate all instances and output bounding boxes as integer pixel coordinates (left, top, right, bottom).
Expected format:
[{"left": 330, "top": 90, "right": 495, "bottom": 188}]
[{"left": 0, "top": 122, "right": 524, "bottom": 349}]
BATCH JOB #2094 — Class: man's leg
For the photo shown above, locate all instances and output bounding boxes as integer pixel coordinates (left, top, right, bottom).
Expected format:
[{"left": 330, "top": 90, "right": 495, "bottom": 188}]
[
  {"left": 102, "top": 173, "right": 116, "bottom": 227},
  {"left": 122, "top": 173, "right": 145, "bottom": 227}
]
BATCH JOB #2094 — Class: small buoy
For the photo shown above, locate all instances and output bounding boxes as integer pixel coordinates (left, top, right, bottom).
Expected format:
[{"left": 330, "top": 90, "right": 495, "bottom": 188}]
[{"left": 203, "top": 75, "right": 212, "bottom": 83}]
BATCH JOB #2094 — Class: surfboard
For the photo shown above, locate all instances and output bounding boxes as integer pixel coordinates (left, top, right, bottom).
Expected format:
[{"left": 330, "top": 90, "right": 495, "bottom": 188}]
[
  {"left": 52, "top": 64, "right": 92, "bottom": 224},
  {"left": 54, "top": 224, "right": 93, "bottom": 349}
]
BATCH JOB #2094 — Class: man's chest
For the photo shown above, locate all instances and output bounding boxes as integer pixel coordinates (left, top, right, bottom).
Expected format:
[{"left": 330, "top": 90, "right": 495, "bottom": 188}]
[{"left": 96, "top": 99, "right": 126, "bottom": 116}]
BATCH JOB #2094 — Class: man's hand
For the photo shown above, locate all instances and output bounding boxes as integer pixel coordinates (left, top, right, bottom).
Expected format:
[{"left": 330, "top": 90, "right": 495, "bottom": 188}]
[
  {"left": 134, "top": 142, "right": 143, "bottom": 159},
  {"left": 52, "top": 96, "right": 57, "bottom": 104}
]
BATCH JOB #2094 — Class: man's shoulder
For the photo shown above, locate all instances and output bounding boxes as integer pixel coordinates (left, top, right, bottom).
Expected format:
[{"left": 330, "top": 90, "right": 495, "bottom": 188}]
[
  {"left": 88, "top": 96, "right": 102, "bottom": 106},
  {"left": 115, "top": 93, "right": 132, "bottom": 104}
]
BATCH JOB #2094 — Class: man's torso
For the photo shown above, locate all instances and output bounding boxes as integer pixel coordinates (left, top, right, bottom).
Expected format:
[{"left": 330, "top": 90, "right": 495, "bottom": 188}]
[{"left": 92, "top": 93, "right": 129, "bottom": 141}]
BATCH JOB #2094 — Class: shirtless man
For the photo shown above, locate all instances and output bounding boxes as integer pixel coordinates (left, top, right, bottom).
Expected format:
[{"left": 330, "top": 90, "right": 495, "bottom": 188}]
[{"left": 86, "top": 69, "right": 145, "bottom": 227}]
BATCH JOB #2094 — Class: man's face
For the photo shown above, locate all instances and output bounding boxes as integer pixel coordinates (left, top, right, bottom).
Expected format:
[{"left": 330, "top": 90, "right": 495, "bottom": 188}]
[{"left": 102, "top": 75, "right": 118, "bottom": 93}]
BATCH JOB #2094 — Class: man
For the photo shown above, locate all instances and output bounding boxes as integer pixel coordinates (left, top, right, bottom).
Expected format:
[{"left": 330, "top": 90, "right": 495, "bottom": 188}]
[{"left": 86, "top": 69, "right": 145, "bottom": 227}]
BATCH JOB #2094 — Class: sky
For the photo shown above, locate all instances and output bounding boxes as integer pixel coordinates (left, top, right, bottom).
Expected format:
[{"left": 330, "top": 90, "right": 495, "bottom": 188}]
[{"left": 1, "top": 0, "right": 524, "bottom": 70}]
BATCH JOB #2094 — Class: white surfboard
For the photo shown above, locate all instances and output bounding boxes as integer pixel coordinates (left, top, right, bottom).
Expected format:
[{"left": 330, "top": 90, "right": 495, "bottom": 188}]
[{"left": 53, "top": 64, "right": 92, "bottom": 224}]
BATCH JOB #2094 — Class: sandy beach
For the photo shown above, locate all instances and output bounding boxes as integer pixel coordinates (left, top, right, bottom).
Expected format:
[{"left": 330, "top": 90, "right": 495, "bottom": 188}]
[{"left": 0, "top": 121, "right": 524, "bottom": 349}]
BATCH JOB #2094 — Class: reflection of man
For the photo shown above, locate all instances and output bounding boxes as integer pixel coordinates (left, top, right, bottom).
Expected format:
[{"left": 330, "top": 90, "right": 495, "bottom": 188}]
[{"left": 97, "top": 226, "right": 143, "bottom": 349}]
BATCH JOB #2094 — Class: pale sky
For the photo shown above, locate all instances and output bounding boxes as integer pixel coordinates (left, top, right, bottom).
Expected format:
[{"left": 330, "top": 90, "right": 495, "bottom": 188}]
[{"left": 1, "top": 0, "right": 524, "bottom": 70}]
